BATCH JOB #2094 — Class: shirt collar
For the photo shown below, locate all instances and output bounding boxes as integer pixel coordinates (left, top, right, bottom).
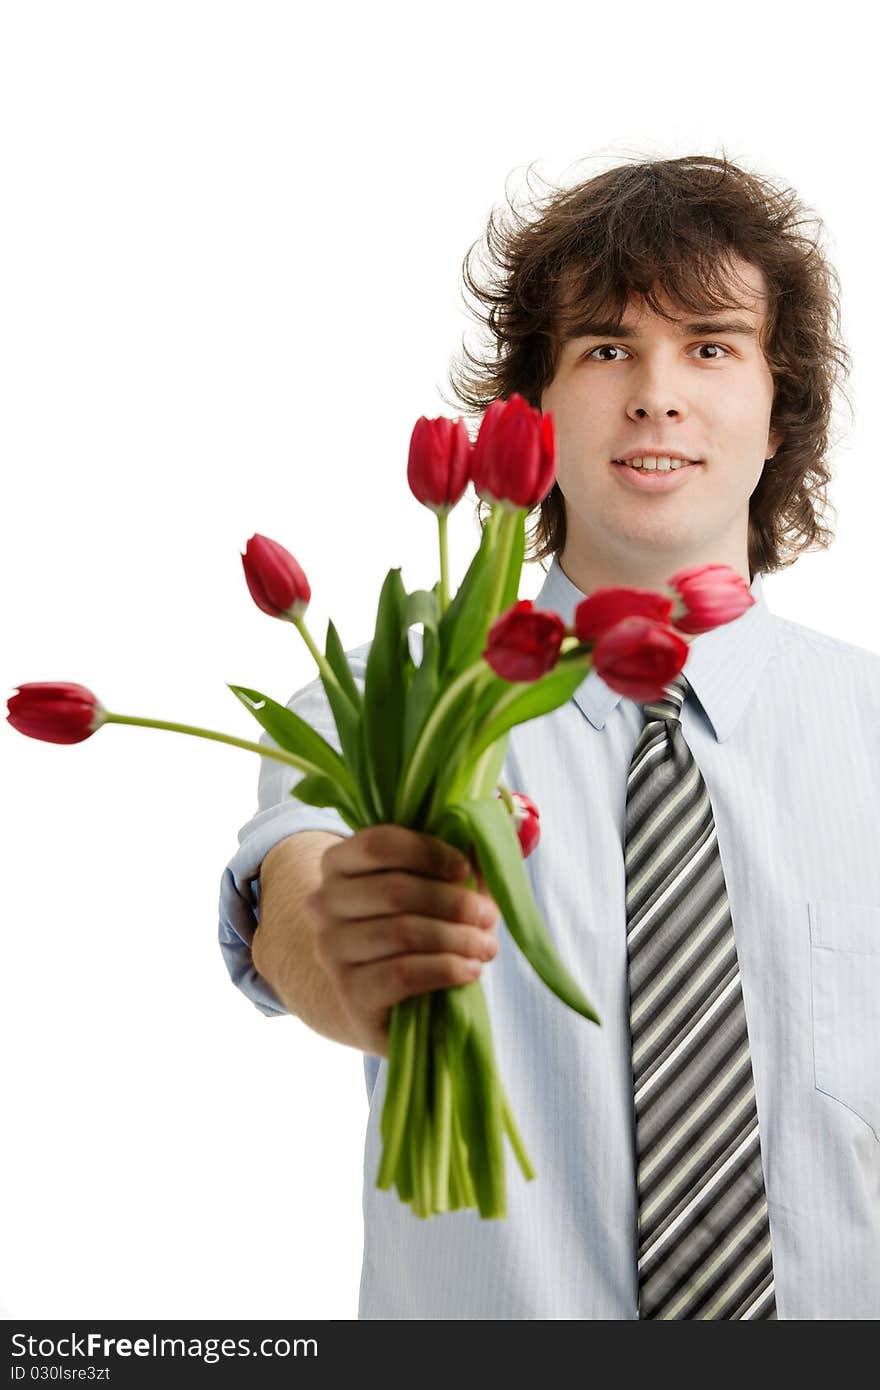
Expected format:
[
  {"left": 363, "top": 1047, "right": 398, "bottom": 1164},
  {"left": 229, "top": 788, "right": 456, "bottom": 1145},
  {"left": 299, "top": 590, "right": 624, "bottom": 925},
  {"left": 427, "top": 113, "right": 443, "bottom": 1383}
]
[{"left": 533, "top": 554, "right": 778, "bottom": 743}]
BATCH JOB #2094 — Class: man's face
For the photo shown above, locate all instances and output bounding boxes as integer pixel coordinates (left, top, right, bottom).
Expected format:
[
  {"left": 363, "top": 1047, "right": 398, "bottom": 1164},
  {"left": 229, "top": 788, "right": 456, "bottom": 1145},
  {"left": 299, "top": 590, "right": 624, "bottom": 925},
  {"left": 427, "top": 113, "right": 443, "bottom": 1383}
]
[{"left": 540, "top": 256, "right": 783, "bottom": 588}]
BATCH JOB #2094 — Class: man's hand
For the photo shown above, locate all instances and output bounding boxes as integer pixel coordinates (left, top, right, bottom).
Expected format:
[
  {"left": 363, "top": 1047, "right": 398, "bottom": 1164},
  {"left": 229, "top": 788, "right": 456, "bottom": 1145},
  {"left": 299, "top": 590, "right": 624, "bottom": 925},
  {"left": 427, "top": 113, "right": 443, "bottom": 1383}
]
[{"left": 306, "top": 824, "right": 501, "bottom": 1059}]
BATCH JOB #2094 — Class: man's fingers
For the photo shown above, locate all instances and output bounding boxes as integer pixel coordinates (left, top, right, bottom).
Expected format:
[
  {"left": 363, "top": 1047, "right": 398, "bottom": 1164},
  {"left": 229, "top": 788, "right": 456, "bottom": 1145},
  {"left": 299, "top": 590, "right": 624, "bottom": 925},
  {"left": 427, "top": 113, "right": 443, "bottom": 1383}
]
[
  {"left": 343, "top": 951, "right": 487, "bottom": 1012},
  {"left": 319, "top": 869, "right": 496, "bottom": 927},
  {"left": 325, "top": 914, "right": 498, "bottom": 967},
  {"left": 322, "top": 823, "right": 471, "bottom": 883}
]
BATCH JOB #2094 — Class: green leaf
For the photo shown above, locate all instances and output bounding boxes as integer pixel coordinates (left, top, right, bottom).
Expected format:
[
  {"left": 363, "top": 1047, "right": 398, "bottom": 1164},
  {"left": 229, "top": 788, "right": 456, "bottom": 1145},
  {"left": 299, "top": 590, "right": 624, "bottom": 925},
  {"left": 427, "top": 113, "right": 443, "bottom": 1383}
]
[
  {"left": 227, "top": 683, "right": 354, "bottom": 793},
  {"left": 325, "top": 619, "right": 361, "bottom": 708},
  {"left": 471, "top": 729, "right": 510, "bottom": 800},
  {"left": 402, "top": 623, "right": 440, "bottom": 767},
  {"left": 469, "top": 655, "right": 592, "bottom": 762},
  {"left": 421, "top": 696, "right": 484, "bottom": 820},
  {"left": 429, "top": 723, "right": 509, "bottom": 816},
  {"left": 434, "top": 797, "right": 601, "bottom": 1025},
  {"left": 358, "top": 710, "right": 386, "bottom": 825},
  {"left": 436, "top": 507, "right": 525, "bottom": 685},
  {"left": 288, "top": 772, "right": 363, "bottom": 831},
  {"left": 473, "top": 669, "right": 508, "bottom": 728},
  {"left": 393, "top": 674, "right": 477, "bottom": 826},
  {"left": 318, "top": 643, "right": 370, "bottom": 826},
  {"left": 419, "top": 668, "right": 507, "bottom": 815},
  {"left": 437, "top": 518, "right": 498, "bottom": 681},
  {"left": 405, "top": 585, "right": 441, "bottom": 631},
  {"left": 321, "top": 675, "right": 360, "bottom": 771},
  {"left": 363, "top": 567, "right": 409, "bottom": 821}
]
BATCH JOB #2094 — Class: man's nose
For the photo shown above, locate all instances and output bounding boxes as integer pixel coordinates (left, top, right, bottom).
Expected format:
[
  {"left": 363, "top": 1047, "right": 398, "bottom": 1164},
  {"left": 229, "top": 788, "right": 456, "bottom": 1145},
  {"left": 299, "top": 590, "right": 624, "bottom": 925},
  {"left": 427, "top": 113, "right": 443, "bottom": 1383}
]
[
  {"left": 633, "top": 404, "right": 681, "bottom": 418},
  {"left": 628, "top": 375, "right": 686, "bottom": 419},
  {"left": 626, "top": 355, "right": 690, "bottom": 420}
]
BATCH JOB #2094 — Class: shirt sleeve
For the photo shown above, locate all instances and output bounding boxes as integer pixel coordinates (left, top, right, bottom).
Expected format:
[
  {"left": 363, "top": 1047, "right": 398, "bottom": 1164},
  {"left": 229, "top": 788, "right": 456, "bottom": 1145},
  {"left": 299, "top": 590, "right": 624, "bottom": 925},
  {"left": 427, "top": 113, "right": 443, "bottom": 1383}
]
[{"left": 217, "top": 636, "right": 373, "bottom": 1017}]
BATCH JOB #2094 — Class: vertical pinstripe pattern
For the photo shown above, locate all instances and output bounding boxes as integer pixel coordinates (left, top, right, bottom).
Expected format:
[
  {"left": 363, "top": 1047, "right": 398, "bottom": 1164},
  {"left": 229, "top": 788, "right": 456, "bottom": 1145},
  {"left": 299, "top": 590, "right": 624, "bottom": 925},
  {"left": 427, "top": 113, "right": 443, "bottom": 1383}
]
[{"left": 626, "top": 671, "right": 776, "bottom": 1319}]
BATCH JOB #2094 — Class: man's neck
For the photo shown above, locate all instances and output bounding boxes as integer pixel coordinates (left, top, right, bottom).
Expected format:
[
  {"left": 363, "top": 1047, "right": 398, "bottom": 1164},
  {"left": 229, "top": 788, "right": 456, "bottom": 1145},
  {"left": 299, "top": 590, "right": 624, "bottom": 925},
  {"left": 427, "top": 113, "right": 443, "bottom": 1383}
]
[{"left": 557, "top": 549, "right": 752, "bottom": 595}]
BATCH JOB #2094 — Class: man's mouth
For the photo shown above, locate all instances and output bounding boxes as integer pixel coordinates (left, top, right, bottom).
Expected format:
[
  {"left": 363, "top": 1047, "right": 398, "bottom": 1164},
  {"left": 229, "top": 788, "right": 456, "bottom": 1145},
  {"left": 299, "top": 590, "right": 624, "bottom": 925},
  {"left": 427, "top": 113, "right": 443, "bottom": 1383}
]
[
  {"left": 611, "top": 456, "right": 703, "bottom": 471},
  {"left": 609, "top": 457, "right": 704, "bottom": 492}
]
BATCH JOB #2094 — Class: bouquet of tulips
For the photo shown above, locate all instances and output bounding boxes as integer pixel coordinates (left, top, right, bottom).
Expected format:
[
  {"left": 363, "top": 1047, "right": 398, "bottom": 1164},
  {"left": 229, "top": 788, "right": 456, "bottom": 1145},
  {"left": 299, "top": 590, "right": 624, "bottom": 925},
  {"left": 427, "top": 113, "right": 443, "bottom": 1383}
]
[{"left": 7, "top": 392, "right": 754, "bottom": 1220}]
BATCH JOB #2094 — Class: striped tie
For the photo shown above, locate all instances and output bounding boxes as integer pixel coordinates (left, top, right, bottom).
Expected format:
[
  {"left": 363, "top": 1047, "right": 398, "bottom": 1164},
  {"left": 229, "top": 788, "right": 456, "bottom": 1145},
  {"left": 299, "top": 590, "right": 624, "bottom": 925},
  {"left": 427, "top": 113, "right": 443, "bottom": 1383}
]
[{"left": 624, "top": 671, "right": 777, "bottom": 1319}]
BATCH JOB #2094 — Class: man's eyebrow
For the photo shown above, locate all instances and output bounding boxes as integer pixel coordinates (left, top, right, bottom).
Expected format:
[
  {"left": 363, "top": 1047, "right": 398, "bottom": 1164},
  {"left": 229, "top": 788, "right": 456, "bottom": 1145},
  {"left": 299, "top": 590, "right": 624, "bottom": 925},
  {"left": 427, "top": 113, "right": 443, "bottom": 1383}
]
[{"left": 564, "top": 318, "right": 758, "bottom": 343}]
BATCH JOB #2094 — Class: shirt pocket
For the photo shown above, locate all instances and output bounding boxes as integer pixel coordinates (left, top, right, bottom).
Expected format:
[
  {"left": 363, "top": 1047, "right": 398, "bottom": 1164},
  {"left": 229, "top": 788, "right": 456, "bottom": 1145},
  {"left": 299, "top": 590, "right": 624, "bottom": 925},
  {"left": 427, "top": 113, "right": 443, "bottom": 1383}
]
[{"left": 808, "top": 899, "right": 880, "bottom": 1141}]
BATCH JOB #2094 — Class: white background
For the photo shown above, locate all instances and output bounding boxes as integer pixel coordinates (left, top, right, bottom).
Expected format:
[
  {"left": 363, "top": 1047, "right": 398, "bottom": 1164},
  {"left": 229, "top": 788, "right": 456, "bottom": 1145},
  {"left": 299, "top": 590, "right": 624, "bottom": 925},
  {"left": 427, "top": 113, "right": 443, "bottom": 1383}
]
[{"left": 1, "top": 1, "right": 877, "bottom": 1320}]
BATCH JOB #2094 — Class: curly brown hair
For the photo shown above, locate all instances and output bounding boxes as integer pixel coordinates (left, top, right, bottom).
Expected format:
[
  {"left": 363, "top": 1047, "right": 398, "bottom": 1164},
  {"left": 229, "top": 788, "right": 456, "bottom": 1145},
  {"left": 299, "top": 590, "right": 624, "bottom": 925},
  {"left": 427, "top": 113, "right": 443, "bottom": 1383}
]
[{"left": 441, "top": 151, "right": 854, "bottom": 577}]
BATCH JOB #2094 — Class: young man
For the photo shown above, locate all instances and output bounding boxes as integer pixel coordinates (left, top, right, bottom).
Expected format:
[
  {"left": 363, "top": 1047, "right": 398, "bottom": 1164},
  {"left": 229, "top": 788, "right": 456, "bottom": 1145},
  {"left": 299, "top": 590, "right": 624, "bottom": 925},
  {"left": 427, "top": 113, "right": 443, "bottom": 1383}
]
[{"left": 218, "top": 155, "right": 879, "bottom": 1319}]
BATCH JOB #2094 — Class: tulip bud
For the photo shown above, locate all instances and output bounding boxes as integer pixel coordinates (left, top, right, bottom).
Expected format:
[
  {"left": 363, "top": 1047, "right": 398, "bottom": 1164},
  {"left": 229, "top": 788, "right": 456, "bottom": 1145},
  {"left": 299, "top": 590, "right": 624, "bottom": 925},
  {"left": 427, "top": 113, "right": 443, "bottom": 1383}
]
[
  {"left": 591, "top": 615, "right": 689, "bottom": 702},
  {"left": 510, "top": 791, "right": 541, "bottom": 857},
  {"left": 471, "top": 395, "right": 556, "bottom": 510},
  {"left": 407, "top": 416, "right": 471, "bottom": 513},
  {"left": 574, "top": 587, "right": 673, "bottom": 644},
  {"left": 667, "top": 563, "right": 755, "bottom": 634},
  {"left": 6, "top": 682, "right": 105, "bottom": 744},
  {"left": 483, "top": 600, "right": 566, "bottom": 682},
  {"left": 241, "top": 534, "right": 311, "bottom": 620}
]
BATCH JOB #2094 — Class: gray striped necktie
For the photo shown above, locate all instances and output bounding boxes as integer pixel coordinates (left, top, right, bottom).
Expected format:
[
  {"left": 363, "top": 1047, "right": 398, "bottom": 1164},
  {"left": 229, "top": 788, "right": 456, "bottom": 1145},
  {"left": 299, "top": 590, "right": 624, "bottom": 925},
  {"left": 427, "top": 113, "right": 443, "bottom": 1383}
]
[{"left": 624, "top": 671, "right": 776, "bottom": 1319}]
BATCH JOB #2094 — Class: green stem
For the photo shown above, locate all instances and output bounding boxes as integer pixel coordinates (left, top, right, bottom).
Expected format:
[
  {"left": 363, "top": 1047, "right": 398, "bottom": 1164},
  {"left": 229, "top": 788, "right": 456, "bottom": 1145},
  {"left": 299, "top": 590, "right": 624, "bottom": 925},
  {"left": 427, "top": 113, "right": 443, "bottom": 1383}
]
[
  {"left": 437, "top": 510, "right": 450, "bottom": 615},
  {"left": 432, "top": 1000, "right": 453, "bottom": 1213},
  {"left": 411, "top": 994, "right": 432, "bottom": 1218},
  {"left": 451, "top": 1089, "right": 477, "bottom": 1209},
  {"left": 422, "top": 665, "right": 497, "bottom": 827},
  {"left": 102, "top": 712, "right": 319, "bottom": 775},
  {"left": 468, "top": 744, "right": 496, "bottom": 800},
  {"left": 484, "top": 501, "right": 504, "bottom": 548},
  {"left": 501, "top": 1088, "right": 536, "bottom": 1182},
  {"left": 448, "top": 1138, "right": 462, "bottom": 1210},
  {"left": 449, "top": 1124, "right": 463, "bottom": 1210},
  {"left": 407, "top": 1094, "right": 424, "bottom": 1217},
  {"left": 393, "top": 658, "right": 488, "bottom": 823},
  {"left": 376, "top": 999, "right": 419, "bottom": 1190},
  {"left": 484, "top": 505, "right": 521, "bottom": 623},
  {"left": 291, "top": 614, "right": 348, "bottom": 702},
  {"left": 467, "top": 651, "right": 593, "bottom": 770}
]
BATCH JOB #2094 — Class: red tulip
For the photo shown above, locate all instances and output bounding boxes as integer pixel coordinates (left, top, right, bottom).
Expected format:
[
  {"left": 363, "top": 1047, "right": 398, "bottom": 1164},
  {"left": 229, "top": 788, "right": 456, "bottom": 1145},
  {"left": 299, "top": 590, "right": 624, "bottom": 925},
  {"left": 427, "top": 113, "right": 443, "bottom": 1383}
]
[
  {"left": 574, "top": 586, "right": 673, "bottom": 644},
  {"left": 6, "top": 682, "right": 105, "bottom": 744},
  {"left": 471, "top": 394, "right": 556, "bottom": 509},
  {"left": 407, "top": 416, "right": 471, "bottom": 512},
  {"left": 511, "top": 791, "right": 541, "bottom": 857},
  {"left": 242, "top": 534, "right": 311, "bottom": 619},
  {"left": 591, "top": 616, "right": 689, "bottom": 702},
  {"left": 668, "top": 563, "right": 754, "bottom": 635},
  {"left": 483, "top": 600, "right": 566, "bottom": 682}
]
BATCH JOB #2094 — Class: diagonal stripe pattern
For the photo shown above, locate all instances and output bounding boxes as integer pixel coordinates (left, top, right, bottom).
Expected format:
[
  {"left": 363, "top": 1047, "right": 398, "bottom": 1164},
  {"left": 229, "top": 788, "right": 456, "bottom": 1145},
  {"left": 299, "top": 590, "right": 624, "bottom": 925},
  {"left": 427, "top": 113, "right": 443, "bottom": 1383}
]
[{"left": 625, "top": 671, "right": 776, "bottom": 1319}]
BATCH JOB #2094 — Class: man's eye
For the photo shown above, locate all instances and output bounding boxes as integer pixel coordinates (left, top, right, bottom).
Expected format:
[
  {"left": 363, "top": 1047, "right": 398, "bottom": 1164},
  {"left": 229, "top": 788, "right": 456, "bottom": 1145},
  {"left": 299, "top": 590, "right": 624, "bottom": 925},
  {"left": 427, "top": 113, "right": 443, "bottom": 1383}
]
[
  {"left": 692, "top": 342, "right": 730, "bottom": 359},
  {"left": 586, "top": 345, "right": 630, "bottom": 362},
  {"left": 585, "top": 342, "right": 731, "bottom": 362}
]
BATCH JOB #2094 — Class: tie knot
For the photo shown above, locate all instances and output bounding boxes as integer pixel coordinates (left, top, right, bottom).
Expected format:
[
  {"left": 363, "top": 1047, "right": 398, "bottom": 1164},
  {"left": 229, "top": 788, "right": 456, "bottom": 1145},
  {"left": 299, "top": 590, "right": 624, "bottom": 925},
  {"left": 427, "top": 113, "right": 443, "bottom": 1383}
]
[{"left": 640, "top": 671, "right": 690, "bottom": 725}]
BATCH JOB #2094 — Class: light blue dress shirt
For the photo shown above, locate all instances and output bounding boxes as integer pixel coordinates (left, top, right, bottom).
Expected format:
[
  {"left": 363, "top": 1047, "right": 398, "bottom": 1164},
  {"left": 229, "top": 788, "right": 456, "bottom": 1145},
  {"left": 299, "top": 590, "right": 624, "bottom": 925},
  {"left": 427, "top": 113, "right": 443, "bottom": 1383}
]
[{"left": 218, "top": 555, "right": 880, "bottom": 1319}]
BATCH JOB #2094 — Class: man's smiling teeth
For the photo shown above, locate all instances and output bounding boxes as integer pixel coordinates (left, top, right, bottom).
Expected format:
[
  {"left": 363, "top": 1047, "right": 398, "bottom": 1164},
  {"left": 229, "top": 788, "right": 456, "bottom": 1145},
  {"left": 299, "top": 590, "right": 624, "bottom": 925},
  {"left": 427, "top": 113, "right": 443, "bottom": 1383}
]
[{"left": 614, "top": 456, "right": 698, "bottom": 471}]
